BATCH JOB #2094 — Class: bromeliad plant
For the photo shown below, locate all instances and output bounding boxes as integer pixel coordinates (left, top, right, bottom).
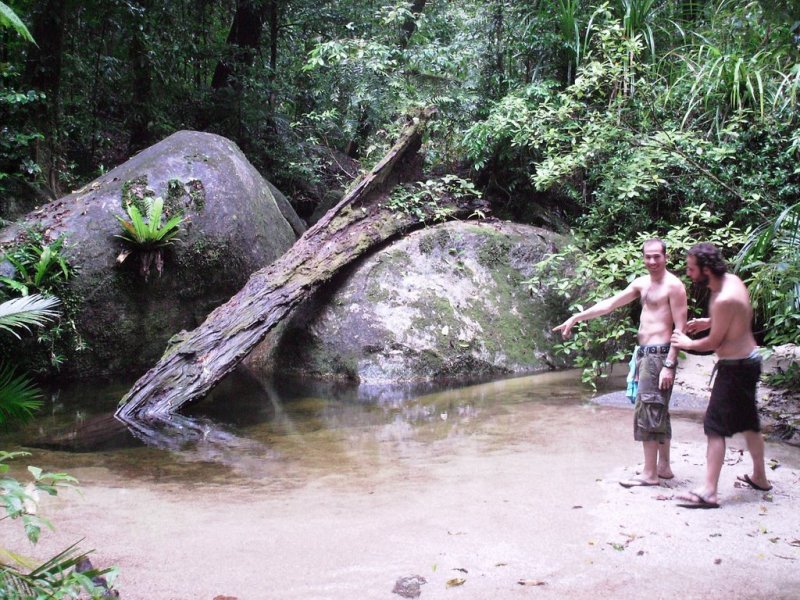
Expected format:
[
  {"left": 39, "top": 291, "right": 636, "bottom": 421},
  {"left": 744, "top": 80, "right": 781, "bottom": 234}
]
[{"left": 115, "top": 196, "right": 184, "bottom": 280}]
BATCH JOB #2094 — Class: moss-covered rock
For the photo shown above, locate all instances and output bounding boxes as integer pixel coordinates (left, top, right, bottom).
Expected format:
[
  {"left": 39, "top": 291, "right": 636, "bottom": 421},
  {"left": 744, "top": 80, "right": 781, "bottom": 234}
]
[
  {"left": 0, "top": 131, "right": 305, "bottom": 378},
  {"left": 253, "top": 220, "right": 570, "bottom": 383}
]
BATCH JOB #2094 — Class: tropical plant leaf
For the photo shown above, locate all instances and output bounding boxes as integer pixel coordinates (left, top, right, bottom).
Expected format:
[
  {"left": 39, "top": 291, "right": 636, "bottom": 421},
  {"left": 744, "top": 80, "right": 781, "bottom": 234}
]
[
  {"left": 116, "top": 197, "right": 183, "bottom": 248},
  {"left": 0, "top": 1, "right": 35, "bottom": 43},
  {"left": 0, "top": 542, "right": 115, "bottom": 598},
  {"left": 734, "top": 202, "right": 800, "bottom": 344},
  {"left": 0, "top": 294, "right": 60, "bottom": 338},
  {"left": 0, "top": 362, "right": 43, "bottom": 426},
  {"left": 0, "top": 567, "right": 38, "bottom": 597},
  {"left": 0, "top": 276, "right": 30, "bottom": 296},
  {"left": 1, "top": 546, "right": 38, "bottom": 570}
]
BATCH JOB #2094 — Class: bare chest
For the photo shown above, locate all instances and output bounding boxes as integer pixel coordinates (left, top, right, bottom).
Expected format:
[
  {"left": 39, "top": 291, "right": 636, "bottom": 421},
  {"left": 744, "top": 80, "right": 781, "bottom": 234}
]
[{"left": 641, "top": 283, "right": 671, "bottom": 311}]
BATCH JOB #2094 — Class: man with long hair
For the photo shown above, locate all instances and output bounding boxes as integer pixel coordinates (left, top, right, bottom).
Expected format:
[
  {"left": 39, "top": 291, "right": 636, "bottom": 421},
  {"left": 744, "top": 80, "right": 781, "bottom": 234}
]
[{"left": 670, "top": 242, "right": 771, "bottom": 509}]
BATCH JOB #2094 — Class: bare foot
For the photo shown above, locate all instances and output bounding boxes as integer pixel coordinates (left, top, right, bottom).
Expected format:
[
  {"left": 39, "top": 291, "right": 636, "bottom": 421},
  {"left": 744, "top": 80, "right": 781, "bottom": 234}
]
[{"left": 658, "top": 469, "right": 674, "bottom": 480}]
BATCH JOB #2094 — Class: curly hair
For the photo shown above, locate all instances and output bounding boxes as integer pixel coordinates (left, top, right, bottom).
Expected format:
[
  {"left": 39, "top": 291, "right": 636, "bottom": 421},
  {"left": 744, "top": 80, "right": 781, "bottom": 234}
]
[{"left": 688, "top": 242, "right": 728, "bottom": 276}]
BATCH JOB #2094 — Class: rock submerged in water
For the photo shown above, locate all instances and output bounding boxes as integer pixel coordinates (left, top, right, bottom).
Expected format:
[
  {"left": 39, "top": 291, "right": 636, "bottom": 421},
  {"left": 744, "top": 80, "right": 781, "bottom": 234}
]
[{"left": 251, "top": 220, "right": 569, "bottom": 384}]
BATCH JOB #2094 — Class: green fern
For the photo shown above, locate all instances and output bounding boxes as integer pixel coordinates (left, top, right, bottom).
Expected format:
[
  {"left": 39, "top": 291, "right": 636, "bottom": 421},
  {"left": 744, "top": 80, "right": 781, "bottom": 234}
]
[{"left": 115, "top": 196, "right": 183, "bottom": 249}]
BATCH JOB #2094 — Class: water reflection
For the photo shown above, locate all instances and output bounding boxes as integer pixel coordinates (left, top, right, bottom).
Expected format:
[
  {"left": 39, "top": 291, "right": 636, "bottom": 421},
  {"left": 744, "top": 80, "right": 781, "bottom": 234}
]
[{"left": 3, "top": 368, "right": 596, "bottom": 484}]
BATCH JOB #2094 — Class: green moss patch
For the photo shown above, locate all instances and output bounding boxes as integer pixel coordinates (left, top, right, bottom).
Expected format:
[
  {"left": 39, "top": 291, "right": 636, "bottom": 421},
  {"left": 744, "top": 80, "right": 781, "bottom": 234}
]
[
  {"left": 165, "top": 178, "right": 206, "bottom": 215},
  {"left": 121, "top": 175, "right": 154, "bottom": 213}
]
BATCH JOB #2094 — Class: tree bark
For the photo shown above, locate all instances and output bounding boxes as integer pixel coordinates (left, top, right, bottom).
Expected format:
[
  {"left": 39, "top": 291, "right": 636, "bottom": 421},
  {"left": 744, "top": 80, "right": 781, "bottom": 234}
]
[
  {"left": 23, "top": 0, "right": 67, "bottom": 197},
  {"left": 116, "top": 108, "right": 485, "bottom": 423},
  {"left": 128, "top": 0, "right": 153, "bottom": 151},
  {"left": 398, "top": 0, "right": 426, "bottom": 49},
  {"left": 266, "top": 0, "right": 280, "bottom": 109},
  {"left": 211, "top": 0, "right": 266, "bottom": 90}
]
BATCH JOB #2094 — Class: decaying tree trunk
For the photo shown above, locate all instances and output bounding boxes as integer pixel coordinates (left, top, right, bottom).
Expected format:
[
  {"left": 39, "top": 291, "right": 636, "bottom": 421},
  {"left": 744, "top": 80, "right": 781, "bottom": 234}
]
[{"left": 116, "top": 108, "right": 486, "bottom": 423}]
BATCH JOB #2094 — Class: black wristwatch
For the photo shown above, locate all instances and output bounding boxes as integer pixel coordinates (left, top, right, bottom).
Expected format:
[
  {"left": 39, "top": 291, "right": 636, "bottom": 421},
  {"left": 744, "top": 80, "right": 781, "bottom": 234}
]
[{"left": 663, "top": 359, "right": 676, "bottom": 370}]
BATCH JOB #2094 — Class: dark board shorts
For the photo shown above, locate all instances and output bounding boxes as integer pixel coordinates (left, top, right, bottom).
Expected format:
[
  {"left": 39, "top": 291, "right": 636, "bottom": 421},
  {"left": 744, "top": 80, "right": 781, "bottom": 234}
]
[{"left": 704, "top": 354, "right": 762, "bottom": 437}]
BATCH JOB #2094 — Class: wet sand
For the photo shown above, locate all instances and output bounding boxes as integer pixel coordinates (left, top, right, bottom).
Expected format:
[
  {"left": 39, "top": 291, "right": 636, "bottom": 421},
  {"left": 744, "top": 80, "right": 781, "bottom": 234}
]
[{"left": 5, "top": 370, "right": 800, "bottom": 600}]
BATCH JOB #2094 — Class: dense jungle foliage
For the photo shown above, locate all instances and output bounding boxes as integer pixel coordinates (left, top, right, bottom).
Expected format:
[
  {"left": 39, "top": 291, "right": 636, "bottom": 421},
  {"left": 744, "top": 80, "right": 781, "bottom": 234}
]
[
  {"left": 2, "top": 3, "right": 798, "bottom": 594},
  {"left": 1, "top": 0, "right": 799, "bottom": 382}
]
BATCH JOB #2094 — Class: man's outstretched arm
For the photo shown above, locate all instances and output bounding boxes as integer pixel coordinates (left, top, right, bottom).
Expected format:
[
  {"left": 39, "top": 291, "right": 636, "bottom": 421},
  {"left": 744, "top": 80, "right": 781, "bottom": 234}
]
[{"left": 553, "top": 283, "right": 640, "bottom": 338}]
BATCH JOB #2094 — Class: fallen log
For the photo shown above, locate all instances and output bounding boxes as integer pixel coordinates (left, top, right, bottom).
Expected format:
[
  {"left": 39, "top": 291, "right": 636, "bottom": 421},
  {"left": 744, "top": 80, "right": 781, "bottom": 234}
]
[{"left": 116, "top": 107, "right": 487, "bottom": 422}]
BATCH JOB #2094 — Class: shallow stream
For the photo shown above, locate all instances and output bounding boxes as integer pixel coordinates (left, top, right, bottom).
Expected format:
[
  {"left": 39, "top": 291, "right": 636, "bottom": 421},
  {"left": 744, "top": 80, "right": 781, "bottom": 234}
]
[{"left": 4, "top": 369, "right": 604, "bottom": 485}]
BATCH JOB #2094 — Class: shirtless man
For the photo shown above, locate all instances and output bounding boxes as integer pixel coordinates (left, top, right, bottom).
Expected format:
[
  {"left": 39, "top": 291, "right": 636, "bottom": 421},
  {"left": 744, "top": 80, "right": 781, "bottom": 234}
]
[
  {"left": 553, "top": 239, "right": 687, "bottom": 487},
  {"left": 670, "top": 242, "right": 771, "bottom": 509}
]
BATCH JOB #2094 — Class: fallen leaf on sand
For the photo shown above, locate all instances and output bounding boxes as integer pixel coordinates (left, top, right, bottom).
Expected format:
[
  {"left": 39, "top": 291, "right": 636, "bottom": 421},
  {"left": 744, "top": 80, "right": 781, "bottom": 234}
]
[
  {"left": 446, "top": 578, "right": 466, "bottom": 587},
  {"left": 517, "top": 579, "right": 546, "bottom": 586},
  {"left": 788, "top": 540, "right": 800, "bottom": 547},
  {"left": 453, "top": 568, "right": 468, "bottom": 574},
  {"left": 608, "top": 543, "right": 625, "bottom": 551}
]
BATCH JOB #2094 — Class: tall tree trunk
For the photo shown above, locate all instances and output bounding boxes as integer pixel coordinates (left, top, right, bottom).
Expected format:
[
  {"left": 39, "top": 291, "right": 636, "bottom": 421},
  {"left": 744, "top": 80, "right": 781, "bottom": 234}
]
[
  {"left": 493, "top": 0, "right": 506, "bottom": 97},
  {"left": 267, "top": 0, "right": 280, "bottom": 109},
  {"left": 211, "top": 0, "right": 266, "bottom": 90},
  {"left": 115, "top": 108, "right": 486, "bottom": 423},
  {"left": 128, "top": 0, "right": 153, "bottom": 151},
  {"left": 23, "top": 0, "right": 67, "bottom": 198},
  {"left": 344, "top": 105, "right": 371, "bottom": 159},
  {"left": 398, "top": 0, "right": 426, "bottom": 49}
]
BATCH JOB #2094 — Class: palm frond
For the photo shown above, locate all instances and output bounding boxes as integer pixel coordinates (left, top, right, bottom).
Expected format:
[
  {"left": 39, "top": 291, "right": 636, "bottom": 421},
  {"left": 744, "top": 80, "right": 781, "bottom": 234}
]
[
  {"left": 1, "top": 542, "right": 115, "bottom": 597},
  {"left": 0, "top": 362, "right": 43, "bottom": 426},
  {"left": 0, "top": 295, "right": 61, "bottom": 338},
  {"left": 0, "top": 567, "right": 37, "bottom": 597}
]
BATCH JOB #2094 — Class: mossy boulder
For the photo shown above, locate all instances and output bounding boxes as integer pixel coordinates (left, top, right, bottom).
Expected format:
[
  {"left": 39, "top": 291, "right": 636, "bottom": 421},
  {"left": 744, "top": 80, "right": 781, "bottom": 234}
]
[
  {"left": 253, "top": 220, "right": 570, "bottom": 383},
  {"left": 0, "top": 131, "right": 304, "bottom": 378}
]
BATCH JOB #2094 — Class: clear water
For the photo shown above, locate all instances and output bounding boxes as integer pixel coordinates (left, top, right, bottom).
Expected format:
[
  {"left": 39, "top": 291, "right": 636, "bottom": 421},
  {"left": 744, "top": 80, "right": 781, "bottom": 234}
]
[{"left": 2, "top": 369, "right": 608, "bottom": 485}]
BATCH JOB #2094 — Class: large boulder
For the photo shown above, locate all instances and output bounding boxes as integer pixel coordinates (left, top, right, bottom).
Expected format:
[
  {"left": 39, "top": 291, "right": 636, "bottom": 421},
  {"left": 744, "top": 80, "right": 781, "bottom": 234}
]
[
  {"left": 251, "top": 220, "right": 569, "bottom": 384},
  {"left": 0, "top": 131, "right": 304, "bottom": 378}
]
